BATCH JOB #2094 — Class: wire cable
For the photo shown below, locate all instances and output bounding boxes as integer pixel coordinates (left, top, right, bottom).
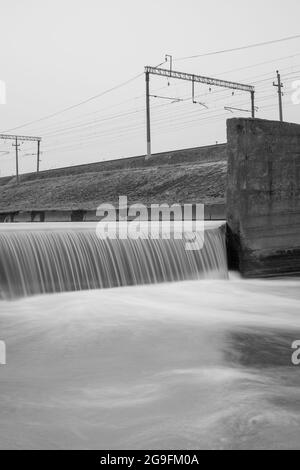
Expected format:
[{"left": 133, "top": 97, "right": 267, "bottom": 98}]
[
  {"left": 1, "top": 72, "right": 143, "bottom": 133},
  {"left": 175, "top": 34, "right": 300, "bottom": 61}
]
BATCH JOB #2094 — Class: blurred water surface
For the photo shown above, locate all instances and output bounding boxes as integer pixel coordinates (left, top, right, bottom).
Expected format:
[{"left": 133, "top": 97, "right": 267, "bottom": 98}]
[{"left": 0, "top": 277, "right": 300, "bottom": 450}]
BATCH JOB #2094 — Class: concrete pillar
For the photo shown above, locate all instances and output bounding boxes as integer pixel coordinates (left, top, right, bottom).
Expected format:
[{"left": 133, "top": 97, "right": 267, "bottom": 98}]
[{"left": 226, "top": 118, "right": 300, "bottom": 277}]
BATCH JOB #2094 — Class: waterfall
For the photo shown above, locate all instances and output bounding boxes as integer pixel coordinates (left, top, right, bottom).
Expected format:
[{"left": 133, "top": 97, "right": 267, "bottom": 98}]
[{"left": 0, "top": 223, "right": 228, "bottom": 299}]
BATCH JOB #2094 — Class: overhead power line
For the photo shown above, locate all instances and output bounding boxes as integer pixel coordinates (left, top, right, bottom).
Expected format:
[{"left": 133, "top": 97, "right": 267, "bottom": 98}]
[
  {"left": 22, "top": 52, "right": 300, "bottom": 139},
  {"left": 8, "top": 54, "right": 300, "bottom": 141},
  {"left": 23, "top": 67, "right": 300, "bottom": 154},
  {"left": 1, "top": 72, "right": 143, "bottom": 134},
  {"left": 176, "top": 34, "right": 300, "bottom": 61},
  {"left": 2, "top": 48, "right": 300, "bottom": 174}
]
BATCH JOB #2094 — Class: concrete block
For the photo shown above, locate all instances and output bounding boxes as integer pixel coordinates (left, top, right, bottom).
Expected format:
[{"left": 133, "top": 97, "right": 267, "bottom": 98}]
[{"left": 227, "top": 118, "right": 300, "bottom": 277}]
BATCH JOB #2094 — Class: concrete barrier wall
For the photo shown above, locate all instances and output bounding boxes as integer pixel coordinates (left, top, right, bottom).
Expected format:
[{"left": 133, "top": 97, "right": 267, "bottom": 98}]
[
  {"left": 0, "top": 203, "right": 226, "bottom": 223},
  {"left": 227, "top": 118, "right": 300, "bottom": 277}
]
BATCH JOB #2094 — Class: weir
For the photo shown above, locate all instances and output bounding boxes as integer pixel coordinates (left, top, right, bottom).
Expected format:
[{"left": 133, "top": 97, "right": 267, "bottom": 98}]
[{"left": 0, "top": 223, "right": 228, "bottom": 299}]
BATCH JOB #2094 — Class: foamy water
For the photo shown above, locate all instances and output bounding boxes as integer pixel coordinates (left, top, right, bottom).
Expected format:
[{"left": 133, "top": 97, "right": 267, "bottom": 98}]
[
  {"left": 0, "top": 222, "right": 227, "bottom": 298},
  {"left": 1, "top": 278, "right": 300, "bottom": 450}
]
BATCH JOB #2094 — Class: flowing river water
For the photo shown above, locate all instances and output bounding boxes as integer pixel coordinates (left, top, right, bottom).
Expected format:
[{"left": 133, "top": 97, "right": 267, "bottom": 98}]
[{"left": 0, "top": 222, "right": 299, "bottom": 449}]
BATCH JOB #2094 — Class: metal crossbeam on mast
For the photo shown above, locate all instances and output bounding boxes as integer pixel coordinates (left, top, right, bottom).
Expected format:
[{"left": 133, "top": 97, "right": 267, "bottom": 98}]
[
  {"left": 0, "top": 134, "right": 42, "bottom": 142},
  {"left": 144, "top": 66, "right": 255, "bottom": 158},
  {"left": 145, "top": 67, "right": 255, "bottom": 93}
]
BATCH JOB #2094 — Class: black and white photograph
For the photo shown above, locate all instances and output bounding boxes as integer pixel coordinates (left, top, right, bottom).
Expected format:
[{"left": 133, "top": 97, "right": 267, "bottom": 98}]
[{"left": 0, "top": 0, "right": 300, "bottom": 455}]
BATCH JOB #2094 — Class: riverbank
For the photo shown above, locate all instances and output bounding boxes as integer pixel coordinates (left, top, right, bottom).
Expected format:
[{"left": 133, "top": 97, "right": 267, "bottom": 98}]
[
  {"left": 0, "top": 144, "right": 226, "bottom": 215},
  {"left": 0, "top": 161, "right": 226, "bottom": 216}
]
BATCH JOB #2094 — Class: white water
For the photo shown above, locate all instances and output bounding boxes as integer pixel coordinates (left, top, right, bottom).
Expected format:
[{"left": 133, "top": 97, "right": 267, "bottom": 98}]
[
  {"left": 1, "top": 278, "right": 300, "bottom": 449},
  {"left": 0, "top": 223, "right": 300, "bottom": 449},
  {"left": 0, "top": 222, "right": 227, "bottom": 298}
]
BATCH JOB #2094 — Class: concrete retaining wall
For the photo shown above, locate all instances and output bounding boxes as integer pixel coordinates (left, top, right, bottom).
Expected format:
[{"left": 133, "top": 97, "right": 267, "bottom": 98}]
[
  {"left": 227, "top": 117, "right": 300, "bottom": 277},
  {"left": 0, "top": 203, "right": 226, "bottom": 223}
]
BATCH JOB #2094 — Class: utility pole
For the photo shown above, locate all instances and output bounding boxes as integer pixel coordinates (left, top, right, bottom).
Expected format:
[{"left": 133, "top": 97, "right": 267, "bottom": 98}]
[
  {"left": 273, "top": 70, "right": 284, "bottom": 122},
  {"left": 37, "top": 140, "right": 41, "bottom": 173},
  {"left": 12, "top": 137, "right": 20, "bottom": 183},
  {"left": 145, "top": 71, "right": 151, "bottom": 159},
  {"left": 251, "top": 91, "right": 256, "bottom": 119}
]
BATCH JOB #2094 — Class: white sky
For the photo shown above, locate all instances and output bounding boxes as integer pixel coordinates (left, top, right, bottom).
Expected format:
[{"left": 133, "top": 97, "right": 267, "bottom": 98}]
[{"left": 0, "top": 0, "right": 300, "bottom": 176}]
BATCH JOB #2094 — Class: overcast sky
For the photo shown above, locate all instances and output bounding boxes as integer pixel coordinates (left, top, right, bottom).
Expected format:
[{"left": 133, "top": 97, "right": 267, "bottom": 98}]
[{"left": 1, "top": 0, "right": 300, "bottom": 176}]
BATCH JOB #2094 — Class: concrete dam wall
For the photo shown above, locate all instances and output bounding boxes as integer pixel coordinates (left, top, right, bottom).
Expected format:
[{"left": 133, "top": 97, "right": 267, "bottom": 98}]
[{"left": 227, "top": 118, "right": 300, "bottom": 277}]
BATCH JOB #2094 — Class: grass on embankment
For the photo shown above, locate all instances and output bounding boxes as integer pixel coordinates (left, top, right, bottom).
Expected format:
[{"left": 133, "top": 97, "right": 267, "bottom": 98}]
[{"left": 0, "top": 161, "right": 226, "bottom": 212}]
